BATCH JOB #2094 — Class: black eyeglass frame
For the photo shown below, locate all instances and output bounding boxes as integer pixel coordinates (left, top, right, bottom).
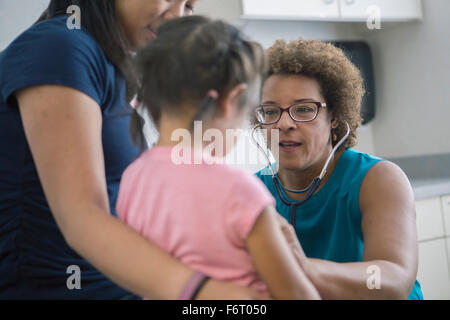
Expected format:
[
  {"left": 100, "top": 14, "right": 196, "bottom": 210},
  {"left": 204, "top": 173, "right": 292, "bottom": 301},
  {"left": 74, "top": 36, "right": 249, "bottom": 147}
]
[{"left": 255, "top": 99, "right": 327, "bottom": 125}]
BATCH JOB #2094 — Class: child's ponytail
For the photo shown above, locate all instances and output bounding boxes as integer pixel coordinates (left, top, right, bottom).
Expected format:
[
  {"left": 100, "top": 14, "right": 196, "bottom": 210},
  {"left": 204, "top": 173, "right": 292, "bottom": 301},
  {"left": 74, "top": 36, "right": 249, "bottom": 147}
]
[
  {"left": 129, "top": 105, "right": 147, "bottom": 152},
  {"left": 132, "top": 15, "right": 267, "bottom": 147},
  {"left": 190, "top": 90, "right": 219, "bottom": 130}
]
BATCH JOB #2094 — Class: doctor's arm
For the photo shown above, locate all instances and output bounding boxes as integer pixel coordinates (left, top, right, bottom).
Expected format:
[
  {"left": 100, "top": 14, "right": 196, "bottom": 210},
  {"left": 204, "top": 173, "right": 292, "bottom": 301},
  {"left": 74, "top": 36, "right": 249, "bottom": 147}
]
[
  {"left": 288, "top": 161, "right": 419, "bottom": 299},
  {"left": 16, "top": 85, "right": 264, "bottom": 300},
  {"left": 246, "top": 206, "right": 321, "bottom": 300}
]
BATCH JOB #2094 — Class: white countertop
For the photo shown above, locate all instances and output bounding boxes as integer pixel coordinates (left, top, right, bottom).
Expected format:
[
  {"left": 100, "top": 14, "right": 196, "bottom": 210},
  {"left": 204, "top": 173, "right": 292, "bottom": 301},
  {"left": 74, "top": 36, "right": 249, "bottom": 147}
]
[{"left": 410, "top": 178, "right": 450, "bottom": 200}]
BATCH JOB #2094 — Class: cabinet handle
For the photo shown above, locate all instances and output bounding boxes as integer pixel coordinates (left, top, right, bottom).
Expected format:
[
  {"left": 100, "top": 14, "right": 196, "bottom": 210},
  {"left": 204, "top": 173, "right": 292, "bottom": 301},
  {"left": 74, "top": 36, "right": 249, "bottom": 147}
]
[
  {"left": 323, "top": 0, "right": 334, "bottom": 5},
  {"left": 344, "top": 0, "right": 356, "bottom": 5}
]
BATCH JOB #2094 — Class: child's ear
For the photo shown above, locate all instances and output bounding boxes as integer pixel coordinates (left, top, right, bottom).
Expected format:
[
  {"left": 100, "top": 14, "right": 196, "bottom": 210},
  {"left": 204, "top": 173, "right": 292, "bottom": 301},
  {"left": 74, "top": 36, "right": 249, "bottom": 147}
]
[{"left": 219, "top": 84, "right": 248, "bottom": 119}]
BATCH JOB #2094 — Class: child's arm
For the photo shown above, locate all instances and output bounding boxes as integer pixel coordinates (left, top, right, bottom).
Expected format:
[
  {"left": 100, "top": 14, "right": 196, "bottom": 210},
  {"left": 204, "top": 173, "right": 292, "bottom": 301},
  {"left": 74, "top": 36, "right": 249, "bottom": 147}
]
[{"left": 246, "top": 206, "right": 321, "bottom": 300}]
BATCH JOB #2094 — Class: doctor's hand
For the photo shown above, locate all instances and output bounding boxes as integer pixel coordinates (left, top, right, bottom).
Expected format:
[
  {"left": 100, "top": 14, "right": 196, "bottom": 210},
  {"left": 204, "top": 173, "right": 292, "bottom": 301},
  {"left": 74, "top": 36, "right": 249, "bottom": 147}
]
[{"left": 276, "top": 214, "right": 308, "bottom": 268}]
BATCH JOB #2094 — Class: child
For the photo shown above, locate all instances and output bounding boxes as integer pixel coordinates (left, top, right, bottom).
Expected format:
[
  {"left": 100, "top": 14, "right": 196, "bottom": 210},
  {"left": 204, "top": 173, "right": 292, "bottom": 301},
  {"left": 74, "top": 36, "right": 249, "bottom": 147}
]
[{"left": 116, "top": 16, "right": 320, "bottom": 300}]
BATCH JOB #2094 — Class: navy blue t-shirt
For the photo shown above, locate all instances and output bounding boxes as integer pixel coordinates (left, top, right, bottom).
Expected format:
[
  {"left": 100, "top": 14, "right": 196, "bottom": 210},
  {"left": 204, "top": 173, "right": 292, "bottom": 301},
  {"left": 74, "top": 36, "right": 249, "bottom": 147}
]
[{"left": 0, "top": 16, "right": 140, "bottom": 299}]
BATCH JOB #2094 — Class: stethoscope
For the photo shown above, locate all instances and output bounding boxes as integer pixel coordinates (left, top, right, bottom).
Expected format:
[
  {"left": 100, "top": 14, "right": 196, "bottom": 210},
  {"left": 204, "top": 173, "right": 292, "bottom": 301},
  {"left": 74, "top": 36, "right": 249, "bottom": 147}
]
[{"left": 250, "top": 122, "right": 351, "bottom": 226}]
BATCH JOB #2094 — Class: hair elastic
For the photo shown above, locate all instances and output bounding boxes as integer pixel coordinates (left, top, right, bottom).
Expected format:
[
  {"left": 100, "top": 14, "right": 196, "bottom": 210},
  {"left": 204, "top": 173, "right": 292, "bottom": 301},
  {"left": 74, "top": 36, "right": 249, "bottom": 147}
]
[
  {"left": 207, "top": 89, "right": 219, "bottom": 100},
  {"left": 178, "top": 271, "right": 210, "bottom": 300}
]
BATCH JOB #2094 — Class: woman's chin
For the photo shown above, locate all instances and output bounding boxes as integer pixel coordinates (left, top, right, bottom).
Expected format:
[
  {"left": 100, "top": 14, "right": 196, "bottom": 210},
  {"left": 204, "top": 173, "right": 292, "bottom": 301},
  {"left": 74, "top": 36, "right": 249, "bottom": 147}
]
[
  {"left": 278, "top": 159, "right": 308, "bottom": 172},
  {"left": 132, "top": 33, "right": 155, "bottom": 51},
  {"left": 277, "top": 151, "right": 306, "bottom": 168}
]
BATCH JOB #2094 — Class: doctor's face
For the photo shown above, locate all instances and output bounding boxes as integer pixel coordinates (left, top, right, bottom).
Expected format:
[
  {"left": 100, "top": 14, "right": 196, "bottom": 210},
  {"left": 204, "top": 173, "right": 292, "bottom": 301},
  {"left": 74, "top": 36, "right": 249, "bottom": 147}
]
[
  {"left": 261, "top": 74, "right": 334, "bottom": 172},
  {"left": 115, "top": 0, "right": 198, "bottom": 50}
]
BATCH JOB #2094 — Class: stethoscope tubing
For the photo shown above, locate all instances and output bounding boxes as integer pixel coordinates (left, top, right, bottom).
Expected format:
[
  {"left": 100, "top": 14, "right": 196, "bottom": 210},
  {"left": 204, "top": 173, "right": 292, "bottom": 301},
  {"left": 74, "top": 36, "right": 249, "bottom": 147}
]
[{"left": 251, "top": 122, "right": 351, "bottom": 225}]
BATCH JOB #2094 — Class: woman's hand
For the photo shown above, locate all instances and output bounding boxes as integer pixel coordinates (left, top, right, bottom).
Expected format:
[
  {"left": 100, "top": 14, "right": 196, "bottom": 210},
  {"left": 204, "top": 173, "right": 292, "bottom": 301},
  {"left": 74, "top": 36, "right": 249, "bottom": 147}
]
[{"left": 196, "top": 280, "right": 271, "bottom": 300}]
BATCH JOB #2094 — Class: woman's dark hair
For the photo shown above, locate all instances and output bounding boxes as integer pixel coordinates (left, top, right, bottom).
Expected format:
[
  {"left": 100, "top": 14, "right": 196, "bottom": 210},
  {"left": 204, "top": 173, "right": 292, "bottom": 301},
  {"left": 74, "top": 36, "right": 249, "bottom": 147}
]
[
  {"left": 132, "top": 15, "right": 267, "bottom": 150},
  {"left": 36, "top": 0, "right": 137, "bottom": 100}
]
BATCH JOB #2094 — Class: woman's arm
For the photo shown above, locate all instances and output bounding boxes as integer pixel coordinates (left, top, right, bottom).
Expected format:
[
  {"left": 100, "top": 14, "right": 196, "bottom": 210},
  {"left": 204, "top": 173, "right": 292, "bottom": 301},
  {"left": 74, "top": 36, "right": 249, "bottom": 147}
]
[
  {"left": 288, "top": 161, "right": 418, "bottom": 300},
  {"left": 246, "top": 206, "right": 321, "bottom": 300},
  {"left": 17, "top": 85, "right": 263, "bottom": 300}
]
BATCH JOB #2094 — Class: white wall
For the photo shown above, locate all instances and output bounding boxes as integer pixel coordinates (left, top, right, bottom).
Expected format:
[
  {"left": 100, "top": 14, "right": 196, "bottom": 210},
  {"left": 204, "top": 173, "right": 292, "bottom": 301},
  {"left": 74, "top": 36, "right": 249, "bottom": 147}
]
[
  {"left": 196, "top": 0, "right": 375, "bottom": 171},
  {"left": 226, "top": 18, "right": 377, "bottom": 171},
  {"left": 354, "top": 0, "right": 450, "bottom": 158},
  {"left": 5, "top": 0, "right": 447, "bottom": 161},
  {"left": 0, "top": 0, "right": 376, "bottom": 166},
  {"left": 0, "top": 0, "right": 49, "bottom": 50},
  {"left": 199, "top": 0, "right": 450, "bottom": 160}
]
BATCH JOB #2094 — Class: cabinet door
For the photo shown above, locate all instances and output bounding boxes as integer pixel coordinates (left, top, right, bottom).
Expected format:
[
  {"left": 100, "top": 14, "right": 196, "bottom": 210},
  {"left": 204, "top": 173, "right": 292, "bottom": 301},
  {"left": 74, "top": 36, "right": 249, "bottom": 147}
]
[
  {"left": 340, "top": 0, "right": 423, "bottom": 21},
  {"left": 417, "top": 239, "right": 450, "bottom": 299},
  {"left": 441, "top": 195, "right": 450, "bottom": 236},
  {"left": 242, "top": 0, "right": 340, "bottom": 20},
  {"left": 415, "top": 197, "right": 445, "bottom": 241}
]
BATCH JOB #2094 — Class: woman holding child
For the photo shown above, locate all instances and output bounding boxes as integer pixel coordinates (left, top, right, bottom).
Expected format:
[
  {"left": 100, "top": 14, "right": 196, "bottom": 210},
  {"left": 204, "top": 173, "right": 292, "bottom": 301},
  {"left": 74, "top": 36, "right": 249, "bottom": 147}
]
[
  {"left": 0, "top": 0, "right": 260, "bottom": 300},
  {"left": 0, "top": 0, "right": 422, "bottom": 300}
]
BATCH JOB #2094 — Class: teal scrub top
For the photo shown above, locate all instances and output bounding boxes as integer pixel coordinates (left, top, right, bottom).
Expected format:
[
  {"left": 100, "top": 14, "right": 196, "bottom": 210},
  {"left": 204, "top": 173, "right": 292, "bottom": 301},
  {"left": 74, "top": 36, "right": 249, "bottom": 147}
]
[{"left": 256, "top": 148, "right": 423, "bottom": 300}]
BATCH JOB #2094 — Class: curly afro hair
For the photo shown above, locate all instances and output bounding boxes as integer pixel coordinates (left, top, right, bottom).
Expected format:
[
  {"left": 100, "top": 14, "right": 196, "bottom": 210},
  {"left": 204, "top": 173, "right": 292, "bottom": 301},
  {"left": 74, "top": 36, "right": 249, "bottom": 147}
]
[{"left": 261, "top": 39, "right": 365, "bottom": 151}]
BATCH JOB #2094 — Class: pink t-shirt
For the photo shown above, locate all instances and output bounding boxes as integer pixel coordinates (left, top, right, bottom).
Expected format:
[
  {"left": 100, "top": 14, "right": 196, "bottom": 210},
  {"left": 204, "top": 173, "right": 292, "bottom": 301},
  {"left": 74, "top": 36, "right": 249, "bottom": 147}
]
[{"left": 116, "top": 146, "right": 275, "bottom": 293}]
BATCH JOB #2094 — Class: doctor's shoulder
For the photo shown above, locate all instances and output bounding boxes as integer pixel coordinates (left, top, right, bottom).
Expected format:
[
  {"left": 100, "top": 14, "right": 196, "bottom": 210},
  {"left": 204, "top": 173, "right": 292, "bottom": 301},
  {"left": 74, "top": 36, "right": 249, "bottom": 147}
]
[{"left": 359, "top": 159, "right": 415, "bottom": 217}]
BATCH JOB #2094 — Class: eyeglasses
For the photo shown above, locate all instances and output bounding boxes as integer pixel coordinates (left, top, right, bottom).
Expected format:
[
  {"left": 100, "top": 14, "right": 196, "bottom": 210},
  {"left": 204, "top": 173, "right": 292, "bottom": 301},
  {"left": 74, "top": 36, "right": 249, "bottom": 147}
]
[{"left": 255, "top": 100, "right": 327, "bottom": 125}]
